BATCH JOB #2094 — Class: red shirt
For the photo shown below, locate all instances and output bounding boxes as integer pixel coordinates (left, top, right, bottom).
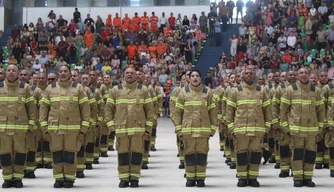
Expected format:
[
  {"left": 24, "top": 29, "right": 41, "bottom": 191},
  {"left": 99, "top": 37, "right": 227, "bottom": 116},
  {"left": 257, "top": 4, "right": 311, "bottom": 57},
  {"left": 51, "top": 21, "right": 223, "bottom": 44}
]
[
  {"left": 101, "top": 30, "right": 110, "bottom": 43},
  {"left": 168, "top": 16, "right": 175, "bottom": 27}
]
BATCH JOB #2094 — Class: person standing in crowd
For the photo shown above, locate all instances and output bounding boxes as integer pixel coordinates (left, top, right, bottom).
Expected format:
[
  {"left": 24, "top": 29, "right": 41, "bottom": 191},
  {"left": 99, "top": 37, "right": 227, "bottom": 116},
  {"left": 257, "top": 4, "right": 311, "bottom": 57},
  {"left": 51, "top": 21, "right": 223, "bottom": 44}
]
[
  {"left": 174, "top": 69, "right": 217, "bottom": 187},
  {"left": 104, "top": 68, "right": 155, "bottom": 188},
  {"left": 226, "top": 0, "right": 235, "bottom": 24},
  {"left": 0, "top": 65, "right": 37, "bottom": 188},
  {"left": 199, "top": 11, "right": 208, "bottom": 34},
  {"left": 236, "top": 0, "right": 244, "bottom": 24},
  {"left": 73, "top": 8, "right": 81, "bottom": 23},
  {"left": 280, "top": 68, "right": 325, "bottom": 187},
  {"left": 39, "top": 65, "right": 90, "bottom": 188},
  {"left": 226, "top": 68, "right": 272, "bottom": 187}
]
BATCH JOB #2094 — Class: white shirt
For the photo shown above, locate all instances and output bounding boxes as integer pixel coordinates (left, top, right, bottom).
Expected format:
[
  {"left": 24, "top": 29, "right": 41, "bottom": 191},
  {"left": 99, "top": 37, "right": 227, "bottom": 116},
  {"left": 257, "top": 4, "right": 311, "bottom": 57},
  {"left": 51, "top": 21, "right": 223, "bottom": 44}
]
[
  {"left": 159, "top": 16, "right": 168, "bottom": 25},
  {"left": 310, "top": 8, "right": 317, "bottom": 16},
  {"left": 277, "top": 36, "right": 287, "bottom": 48},
  {"left": 287, "top": 35, "right": 296, "bottom": 47}
]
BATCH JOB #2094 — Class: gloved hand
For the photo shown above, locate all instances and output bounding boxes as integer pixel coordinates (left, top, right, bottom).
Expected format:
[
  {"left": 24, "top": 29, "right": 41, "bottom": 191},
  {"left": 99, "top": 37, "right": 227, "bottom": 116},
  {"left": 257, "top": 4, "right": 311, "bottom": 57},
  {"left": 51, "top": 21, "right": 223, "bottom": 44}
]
[{"left": 78, "top": 132, "right": 85, "bottom": 144}]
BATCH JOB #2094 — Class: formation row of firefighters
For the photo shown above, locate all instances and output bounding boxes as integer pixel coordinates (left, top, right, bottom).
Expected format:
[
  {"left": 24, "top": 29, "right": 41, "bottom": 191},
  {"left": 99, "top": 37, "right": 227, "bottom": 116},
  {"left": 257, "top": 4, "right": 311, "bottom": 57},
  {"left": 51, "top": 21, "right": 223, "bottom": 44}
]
[{"left": 0, "top": 64, "right": 333, "bottom": 189}]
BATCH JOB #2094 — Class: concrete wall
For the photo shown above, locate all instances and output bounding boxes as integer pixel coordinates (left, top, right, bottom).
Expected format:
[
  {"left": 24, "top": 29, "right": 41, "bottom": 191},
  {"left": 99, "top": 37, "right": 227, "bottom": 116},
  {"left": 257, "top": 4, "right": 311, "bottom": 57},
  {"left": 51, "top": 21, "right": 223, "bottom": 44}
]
[
  {"left": 0, "top": 7, "right": 4, "bottom": 30},
  {"left": 22, "top": 6, "right": 210, "bottom": 25}
]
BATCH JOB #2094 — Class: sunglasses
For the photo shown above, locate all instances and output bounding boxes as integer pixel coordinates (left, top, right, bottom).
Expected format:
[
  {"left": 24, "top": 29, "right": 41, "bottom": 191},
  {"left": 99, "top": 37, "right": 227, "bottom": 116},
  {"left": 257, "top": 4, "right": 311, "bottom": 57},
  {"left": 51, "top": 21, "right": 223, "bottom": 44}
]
[{"left": 48, "top": 78, "right": 56, "bottom": 81}]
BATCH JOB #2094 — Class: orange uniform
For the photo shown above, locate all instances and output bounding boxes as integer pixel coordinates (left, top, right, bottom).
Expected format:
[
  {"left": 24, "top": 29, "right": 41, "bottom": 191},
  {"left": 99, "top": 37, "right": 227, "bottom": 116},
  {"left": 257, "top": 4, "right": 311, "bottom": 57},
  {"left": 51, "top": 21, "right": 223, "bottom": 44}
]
[
  {"left": 129, "top": 22, "right": 139, "bottom": 32},
  {"left": 127, "top": 45, "right": 138, "bottom": 60},
  {"left": 164, "top": 28, "right": 174, "bottom": 37},
  {"left": 141, "top": 16, "right": 149, "bottom": 32},
  {"left": 281, "top": 54, "right": 292, "bottom": 63},
  {"left": 148, "top": 45, "right": 157, "bottom": 58},
  {"left": 132, "top": 16, "right": 141, "bottom": 26},
  {"left": 113, "top": 17, "right": 121, "bottom": 31},
  {"left": 121, "top": 23, "right": 128, "bottom": 32},
  {"left": 156, "top": 43, "right": 167, "bottom": 59},
  {"left": 84, "top": 32, "right": 95, "bottom": 48},
  {"left": 122, "top": 17, "right": 131, "bottom": 26},
  {"left": 106, "top": 17, "right": 112, "bottom": 29},
  {"left": 150, "top": 15, "right": 159, "bottom": 34},
  {"left": 138, "top": 45, "right": 148, "bottom": 53}
]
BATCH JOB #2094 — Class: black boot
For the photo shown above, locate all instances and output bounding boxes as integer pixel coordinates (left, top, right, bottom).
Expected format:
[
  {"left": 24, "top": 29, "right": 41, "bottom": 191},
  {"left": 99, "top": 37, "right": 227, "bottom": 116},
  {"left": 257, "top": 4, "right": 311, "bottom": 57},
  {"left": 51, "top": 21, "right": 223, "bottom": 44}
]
[
  {"left": 230, "top": 163, "right": 236, "bottom": 169},
  {"left": 36, "top": 163, "right": 43, "bottom": 169},
  {"left": 274, "top": 163, "right": 280, "bottom": 169},
  {"left": 303, "top": 180, "right": 315, "bottom": 187},
  {"left": 220, "top": 147, "right": 224, "bottom": 151},
  {"left": 186, "top": 180, "right": 196, "bottom": 187},
  {"left": 262, "top": 149, "right": 272, "bottom": 165},
  {"left": 196, "top": 180, "right": 205, "bottom": 187},
  {"left": 24, "top": 172, "right": 36, "bottom": 179},
  {"left": 225, "top": 158, "right": 231, "bottom": 165},
  {"left": 93, "top": 159, "right": 99, "bottom": 164},
  {"left": 64, "top": 181, "right": 74, "bottom": 188},
  {"left": 177, "top": 154, "right": 179, "bottom": 157},
  {"left": 2, "top": 181, "right": 13, "bottom": 188},
  {"left": 44, "top": 163, "right": 53, "bottom": 169},
  {"left": 279, "top": 171, "right": 289, "bottom": 178},
  {"left": 118, "top": 180, "right": 129, "bottom": 188},
  {"left": 100, "top": 152, "right": 108, "bottom": 157},
  {"left": 85, "top": 163, "right": 93, "bottom": 170},
  {"left": 141, "top": 163, "right": 148, "bottom": 169},
  {"left": 150, "top": 145, "right": 157, "bottom": 151},
  {"left": 108, "top": 146, "right": 115, "bottom": 151},
  {"left": 330, "top": 171, "right": 334, "bottom": 177},
  {"left": 53, "top": 180, "right": 64, "bottom": 188},
  {"left": 184, "top": 173, "right": 187, "bottom": 178},
  {"left": 323, "top": 163, "right": 329, "bottom": 169},
  {"left": 223, "top": 153, "right": 226, "bottom": 157},
  {"left": 76, "top": 171, "right": 85, "bottom": 178},
  {"left": 237, "top": 179, "right": 247, "bottom": 187},
  {"left": 269, "top": 156, "right": 276, "bottom": 163},
  {"left": 179, "top": 162, "right": 185, "bottom": 169},
  {"left": 13, "top": 180, "right": 23, "bottom": 188},
  {"left": 294, "top": 180, "right": 303, "bottom": 187},
  {"left": 130, "top": 180, "right": 139, "bottom": 188},
  {"left": 248, "top": 179, "right": 260, "bottom": 187},
  {"left": 315, "top": 163, "right": 323, "bottom": 169}
]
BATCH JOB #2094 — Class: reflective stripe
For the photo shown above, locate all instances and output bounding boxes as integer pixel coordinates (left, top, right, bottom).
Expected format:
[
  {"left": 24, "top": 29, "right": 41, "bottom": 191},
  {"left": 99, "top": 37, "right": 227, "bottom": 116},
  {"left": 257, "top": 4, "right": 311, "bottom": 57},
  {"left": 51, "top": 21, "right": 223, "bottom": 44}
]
[
  {"left": 116, "top": 127, "right": 145, "bottom": 134},
  {"left": 97, "top": 99, "right": 104, "bottom": 104},
  {"left": 53, "top": 174, "right": 64, "bottom": 179},
  {"left": 281, "top": 97, "right": 290, "bottom": 105},
  {"left": 28, "top": 120, "right": 35, "bottom": 125},
  {"left": 176, "top": 103, "right": 184, "bottom": 109},
  {"left": 208, "top": 103, "right": 216, "bottom": 110},
  {"left": 179, "top": 156, "right": 184, "bottom": 161},
  {"left": 185, "top": 172, "right": 195, "bottom": 178},
  {"left": 81, "top": 121, "right": 89, "bottom": 127},
  {"left": 196, "top": 172, "right": 206, "bottom": 177},
  {"left": 3, "top": 174, "right": 13, "bottom": 180},
  {"left": 98, "top": 116, "right": 103, "bottom": 121},
  {"left": 316, "top": 99, "right": 324, "bottom": 106},
  {"left": 272, "top": 118, "right": 279, "bottom": 124},
  {"left": 65, "top": 174, "right": 76, "bottom": 180},
  {"left": 303, "top": 171, "right": 313, "bottom": 176},
  {"left": 289, "top": 126, "right": 318, "bottom": 132},
  {"left": 25, "top": 166, "right": 36, "bottom": 171},
  {"left": 175, "top": 125, "right": 181, "bottom": 131},
  {"left": 330, "top": 166, "right": 334, "bottom": 171},
  {"left": 181, "top": 127, "right": 213, "bottom": 133},
  {"left": 13, "top": 173, "right": 24, "bottom": 179},
  {"left": 89, "top": 98, "right": 96, "bottom": 104},
  {"left": 217, "top": 114, "right": 223, "bottom": 119},
  {"left": 146, "top": 121, "right": 153, "bottom": 127},
  {"left": 292, "top": 170, "right": 303, "bottom": 175},
  {"left": 211, "top": 125, "right": 217, "bottom": 131},
  {"left": 115, "top": 98, "right": 152, "bottom": 105},
  {"left": 324, "top": 155, "right": 330, "bottom": 160},
  {"left": 318, "top": 122, "right": 324, "bottom": 128},
  {"left": 248, "top": 170, "right": 259, "bottom": 176},
  {"left": 237, "top": 172, "right": 248, "bottom": 177},
  {"left": 234, "top": 127, "right": 265, "bottom": 133},
  {"left": 77, "top": 164, "right": 85, "bottom": 169},
  {"left": 40, "top": 98, "right": 51, "bottom": 105},
  {"left": 265, "top": 122, "right": 271, "bottom": 127},
  {"left": 79, "top": 97, "right": 89, "bottom": 104},
  {"left": 40, "top": 121, "right": 48, "bottom": 127},
  {"left": 85, "top": 158, "right": 94, "bottom": 162},
  {"left": 280, "top": 166, "right": 290, "bottom": 171},
  {"left": 280, "top": 121, "right": 289, "bottom": 127},
  {"left": 316, "top": 157, "right": 324, "bottom": 162},
  {"left": 237, "top": 100, "right": 260, "bottom": 106},
  {"left": 26, "top": 96, "right": 35, "bottom": 103},
  {"left": 262, "top": 100, "right": 271, "bottom": 107},
  {"left": 227, "top": 123, "right": 234, "bottom": 129},
  {"left": 226, "top": 100, "right": 237, "bottom": 108},
  {"left": 43, "top": 157, "right": 52, "bottom": 162},
  {"left": 130, "top": 173, "right": 141, "bottom": 178},
  {"left": 184, "top": 101, "right": 203, "bottom": 106},
  {"left": 107, "top": 121, "right": 115, "bottom": 127},
  {"left": 118, "top": 173, "right": 130, "bottom": 179},
  {"left": 50, "top": 96, "right": 78, "bottom": 102},
  {"left": 291, "top": 99, "right": 311, "bottom": 105},
  {"left": 48, "top": 125, "right": 81, "bottom": 131},
  {"left": 107, "top": 98, "right": 115, "bottom": 104},
  {"left": 0, "top": 124, "right": 28, "bottom": 130}
]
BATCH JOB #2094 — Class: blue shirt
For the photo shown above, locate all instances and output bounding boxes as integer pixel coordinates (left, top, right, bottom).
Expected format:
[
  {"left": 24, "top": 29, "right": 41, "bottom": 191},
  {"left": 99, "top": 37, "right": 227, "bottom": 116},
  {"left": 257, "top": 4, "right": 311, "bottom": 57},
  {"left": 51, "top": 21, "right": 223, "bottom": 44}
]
[{"left": 214, "top": 21, "right": 221, "bottom": 33}]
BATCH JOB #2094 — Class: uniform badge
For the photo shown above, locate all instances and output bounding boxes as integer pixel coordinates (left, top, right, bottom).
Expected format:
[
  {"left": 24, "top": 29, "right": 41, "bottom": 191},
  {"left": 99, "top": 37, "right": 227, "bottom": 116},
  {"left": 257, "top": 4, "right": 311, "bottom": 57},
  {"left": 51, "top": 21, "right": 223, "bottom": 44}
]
[
  {"left": 90, "top": 92, "right": 94, "bottom": 97},
  {"left": 29, "top": 90, "right": 33, "bottom": 95}
]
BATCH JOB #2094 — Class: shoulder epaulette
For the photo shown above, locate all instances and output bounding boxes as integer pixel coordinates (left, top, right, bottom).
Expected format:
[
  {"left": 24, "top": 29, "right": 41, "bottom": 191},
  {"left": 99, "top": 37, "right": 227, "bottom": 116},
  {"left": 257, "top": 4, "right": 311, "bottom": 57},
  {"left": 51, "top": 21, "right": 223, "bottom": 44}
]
[
  {"left": 291, "top": 84, "right": 298, "bottom": 90},
  {"left": 222, "top": 85, "right": 226, "bottom": 89},
  {"left": 137, "top": 84, "right": 143, "bottom": 89},
  {"left": 237, "top": 85, "right": 243, "bottom": 91},
  {"left": 0, "top": 81, "right": 4, "bottom": 87},
  {"left": 268, "top": 83, "right": 273, "bottom": 89},
  {"left": 153, "top": 85, "right": 156, "bottom": 88},
  {"left": 51, "top": 83, "right": 57, "bottom": 88},
  {"left": 91, "top": 88, "right": 96, "bottom": 93},
  {"left": 202, "top": 85, "right": 208, "bottom": 93},
  {"left": 329, "top": 83, "right": 334, "bottom": 89},
  {"left": 256, "top": 85, "right": 261, "bottom": 91},
  {"left": 118, "top": 84, "right": 123, "bottom": 89},
  {"left": 281, "top": 84, "right": 286, "bottom": 88},
  {"left": 311, "top": 84, "right": 316, "bottom": 92},
  {"left": 32, "top": 85, "right": 37, "bottom": 91},
  {"left": 97, "top": 83, "right": 101, "bottom": 89},
  {"left": 185, "top": 86, "right": 190, "bottom": 93},
  {"left": 72, "top": 82, "right": 78, "bottom": 88},
  {"left": 19, "top": 82, "right": 25, "bottom": 88}
]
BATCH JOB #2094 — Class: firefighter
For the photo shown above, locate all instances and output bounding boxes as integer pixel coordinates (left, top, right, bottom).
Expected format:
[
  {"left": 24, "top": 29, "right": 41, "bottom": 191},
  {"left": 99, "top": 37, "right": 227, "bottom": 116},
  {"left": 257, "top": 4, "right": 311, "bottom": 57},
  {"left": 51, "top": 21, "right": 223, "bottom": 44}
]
[
  {"left": 226, "top": 68, "right": 272, "bottom": 187},
  {"left": 103, "top": 74, "right": 116, "bottom": 151},
  {"left": 137, "top": 71, "right": 153, "bottom": 169},
  {"left": 272, "top": 70, "right": 297, "bottom": 177},
  {"left": 315, "top": 71, "right": 329, "bottom": 169},
  {"left": 280, "top": 68, "right": 325, "bottom": 187},
  {"left": 170, "top": 74, "right": 187, "bottom": 169},
  {"left": 213, "top": 79, "right": 225, "bottom": 152},
  {"left": 0, "top": 65, "right": 37, "bottom": 188},
  {"left": 35, "top": 72, "right": 53, "bottom": 169},
  {"left": 325, "top": 78, "right": 334, "bottom": 177},
  {"left": 39, "top": 65, "right": 90, "bottom": 188},
  {"left": 174, "top": 69, "right": 217, "bottom": 187},
  {"left": 150, "top": 78, "right": 163, "bottom": 152},
  {"left": 105, "top": 68, "right": 155, "bottom": 188},
  {"left": 18, "top": 70, "right": 42, "bottom": 179},
  {"left": 89, "top": 70, "right": 109, "bottom": 160}
]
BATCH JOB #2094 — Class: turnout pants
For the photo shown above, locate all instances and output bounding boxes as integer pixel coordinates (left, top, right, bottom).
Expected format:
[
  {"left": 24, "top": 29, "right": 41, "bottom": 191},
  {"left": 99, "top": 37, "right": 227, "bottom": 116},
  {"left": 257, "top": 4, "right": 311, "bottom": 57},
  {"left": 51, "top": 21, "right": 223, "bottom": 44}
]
[
  {"left": 143, "top": 135, "right": 150, "bottom": 164},
  {"left": 183, "top": 136, "right": 209, "bottom": 181},
  {"left": 100, "top": 123, "right": 109, "bottom": 153},
  {"left": 50, "top": 133, "right": 80, "bottom": 182},
  {"left": 268, "top": 129, "right": 275, "bottom": 158},
  {"left": 274, "top": 129, "right": 281, "bottom": 164},
  {"left": 325, "top": 130, "right": 334, "bottom": 171},
  {"left": 279, "top": 130, "right": 291, "bottom": 172},
  {"left": 36, "top": 130, "right": 52, "bottom": 164},
  {"left": 116, "top": 135, "right": 144, "bottom": 181},
  {"left": 94, "top": 125, "right": 101, "bottom": 160},
  {"left": 76, "top": 134, "right": 86, "bottom": 172},
  {"left": 219, "top": 124, "right": 225, "bottom": 149},
  {"left": 25, "top": 130, "right": 38, "bottom": 173},
  {"left": 85, "top": 128, "right": 95, "bottom": 165},
  {"left": 290, "top": 135, "right": 316, "bottom": 181},
  {"left": 151, "top": 120, "right": 157, "bottom": 146},
  {"left": 177, "top": 135, "right": 184, "bottom": 163},
  {"left": 108, "top": 131, "right": 115, "bottom": 148},
  {"left": 235, "top": 135, "right": 262, "bottom": 179},
  {"left": 0, "top": 133, "right": 27, "bottom": 181},
  {"left": 316, "top": 129, "right": 328, "bottom": 164}
]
